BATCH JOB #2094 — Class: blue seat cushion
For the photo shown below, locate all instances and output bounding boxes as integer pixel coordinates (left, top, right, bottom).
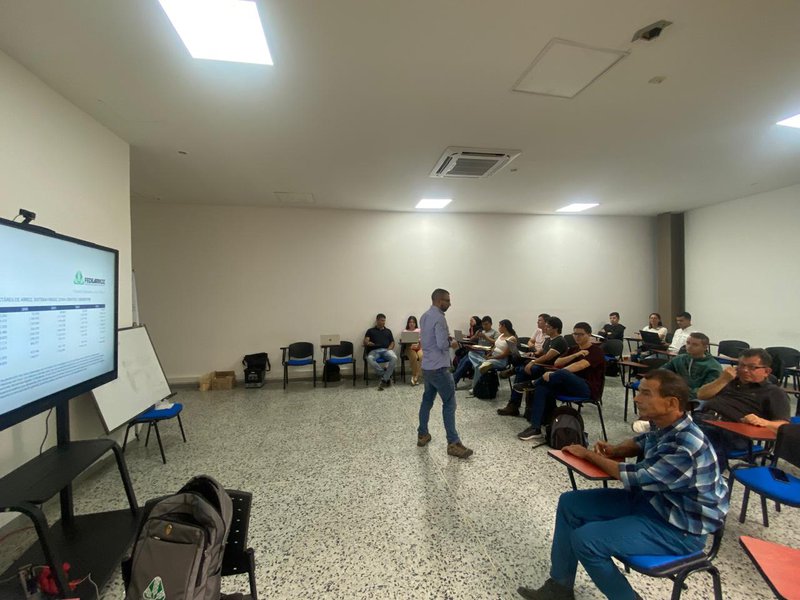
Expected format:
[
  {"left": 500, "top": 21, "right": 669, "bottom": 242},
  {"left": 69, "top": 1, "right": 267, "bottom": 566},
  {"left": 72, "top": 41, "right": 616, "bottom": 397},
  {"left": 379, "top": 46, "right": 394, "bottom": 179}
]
[
  {"left": 622, "top": 550, "right": 705, "bottom": 572},
  {"left": 372, "top": 356, "right": 390, "bottom": 363},
  {"left": 604, "top": 355, "right": 617, "bottom": 361},
  {"left": 329, "top": 357, "right": 354, "bottom": 365},
  {"left": 557, "top": 395, "right": 590, "bottom": 403},
  {"left": 727, "top": 444, "right": 765, "bottom": 459},
  {"left": 733, "top": 467, "right": 800, "bottom": 505},
  {"left": 287, "top": 358, "right": 313, "bottom": 366},
  {"left": 136, "top": 402, "right": 183, "bottom": 421}
]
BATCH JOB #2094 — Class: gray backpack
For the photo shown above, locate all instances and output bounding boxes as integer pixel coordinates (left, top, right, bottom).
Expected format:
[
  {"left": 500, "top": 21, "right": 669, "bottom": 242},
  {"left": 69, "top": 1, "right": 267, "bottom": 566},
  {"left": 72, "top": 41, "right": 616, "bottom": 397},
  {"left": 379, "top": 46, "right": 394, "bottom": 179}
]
[{"left": 125, "top": 475, "right": 233, "bottom": 600}]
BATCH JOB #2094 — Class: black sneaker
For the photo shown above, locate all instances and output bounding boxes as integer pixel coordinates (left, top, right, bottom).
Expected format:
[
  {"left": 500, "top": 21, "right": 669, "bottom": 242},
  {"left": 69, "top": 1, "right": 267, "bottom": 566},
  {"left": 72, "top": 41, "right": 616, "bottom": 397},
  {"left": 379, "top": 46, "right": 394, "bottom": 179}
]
[
  {"left": 512, "top": 381, "right": 536, "bottom": 393},
  {"left": 517, "top": 426, "right": 543, "bottom": 441},
  {"left": 517, "top": 578, "right": 575, "bottom": 600},
  {"left": 378, "top": 380, "right": 386, "bottom": 390},
  {"left": 382, "top": 378, "right": 392, "bottom": 388},
  {"left": 498, "top": 367, "right": 515, "bottom": 379}
]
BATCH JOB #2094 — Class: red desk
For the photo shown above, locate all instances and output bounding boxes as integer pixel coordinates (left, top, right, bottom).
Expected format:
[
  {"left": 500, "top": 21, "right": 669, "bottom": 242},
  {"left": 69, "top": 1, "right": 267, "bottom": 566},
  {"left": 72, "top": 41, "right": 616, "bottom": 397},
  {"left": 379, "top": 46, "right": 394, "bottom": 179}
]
[
  {"left": 548, "top": 449, "right": 615, "bottom": 491},
  {"left": 740, "top": 536, "right": 800, "bottom": 600},
  {"left": 706, "top": 420, "right": 777, "bottom": 442}
]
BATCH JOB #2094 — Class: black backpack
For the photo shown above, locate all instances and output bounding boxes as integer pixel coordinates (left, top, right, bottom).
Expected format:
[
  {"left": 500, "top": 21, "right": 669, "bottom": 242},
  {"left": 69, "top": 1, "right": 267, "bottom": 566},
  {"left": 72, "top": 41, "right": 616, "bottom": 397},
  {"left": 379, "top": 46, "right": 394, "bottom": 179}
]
[
  {"left": 243, "top": 353, "right": 271, "bottom": 388},
  {"left": 473, "top": 370, "right": 499, "bottom": 399},
  {"left": 545, "top": 406, "right": 587, "bottom": 450},
  {"left": 323, "top": 362, "right": 341, "bottom": 382}
]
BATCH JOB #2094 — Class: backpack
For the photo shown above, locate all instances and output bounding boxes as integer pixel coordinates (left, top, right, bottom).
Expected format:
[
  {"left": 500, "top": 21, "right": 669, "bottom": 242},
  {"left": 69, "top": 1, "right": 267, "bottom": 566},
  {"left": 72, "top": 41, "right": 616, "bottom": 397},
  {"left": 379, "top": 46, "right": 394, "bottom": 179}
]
[
  {"left": 243, "top": 353, "right": 270, "bottom": 388},
  {"left": 473, "top": 369, "right": 499, "bottom": 399},
  {"left": 323, "top": 362, "right": 341, "bottom": 382},
  {"left": 125, "top": 475, "right": 233, "bottom": 600},
  {"left": 545, "top": 406, "right": 588, "bottom": 450}
]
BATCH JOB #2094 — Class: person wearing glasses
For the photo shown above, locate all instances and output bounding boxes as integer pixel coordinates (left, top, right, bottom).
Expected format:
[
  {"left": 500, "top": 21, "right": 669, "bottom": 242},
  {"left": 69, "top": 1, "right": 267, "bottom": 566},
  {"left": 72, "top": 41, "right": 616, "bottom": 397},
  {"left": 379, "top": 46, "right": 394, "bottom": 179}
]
[
  {"left": 517, "top": 322, "right": 606, "bottom": 441},
  {"left": 693, "top": 348, "right": 789, "bottom": 470}
]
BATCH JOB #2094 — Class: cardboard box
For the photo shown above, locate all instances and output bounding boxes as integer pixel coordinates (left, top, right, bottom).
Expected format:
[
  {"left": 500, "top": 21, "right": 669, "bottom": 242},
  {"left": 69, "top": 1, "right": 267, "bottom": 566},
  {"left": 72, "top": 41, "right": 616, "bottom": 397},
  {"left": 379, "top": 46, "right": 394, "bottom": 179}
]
[{"left": 211, "top": 370, "right": 236, "bottom": 390}]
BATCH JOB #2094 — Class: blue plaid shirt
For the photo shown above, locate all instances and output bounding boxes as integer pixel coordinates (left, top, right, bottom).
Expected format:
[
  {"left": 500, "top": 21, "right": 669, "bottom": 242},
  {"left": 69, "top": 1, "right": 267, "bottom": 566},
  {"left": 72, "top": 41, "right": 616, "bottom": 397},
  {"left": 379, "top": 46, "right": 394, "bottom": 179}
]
[{"left": 618, "top": 414, "right": 728, "bottom": 535}]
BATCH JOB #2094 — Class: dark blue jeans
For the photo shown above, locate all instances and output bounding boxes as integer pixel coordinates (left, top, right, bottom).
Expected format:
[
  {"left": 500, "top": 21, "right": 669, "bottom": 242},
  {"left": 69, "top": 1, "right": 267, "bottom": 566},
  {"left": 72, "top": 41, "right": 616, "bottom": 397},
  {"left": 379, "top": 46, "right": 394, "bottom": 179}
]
[
  {"left": 693, "top": 412, "right": 749, "bottom": 471},
  {"left": 550, "top": 488, "right": 706, "bottom": 599},
  {"left": 418, "top": 367, "right": 460, "bottom": 444},
  {"left": 529, "top": 369, "right": 590, "bottom": 428},
  {"left": 509, "top": 364, "right": 545, "bottom": 406},
  {"left": 452, "top": 349, "right": 482, "bottom": 384}
]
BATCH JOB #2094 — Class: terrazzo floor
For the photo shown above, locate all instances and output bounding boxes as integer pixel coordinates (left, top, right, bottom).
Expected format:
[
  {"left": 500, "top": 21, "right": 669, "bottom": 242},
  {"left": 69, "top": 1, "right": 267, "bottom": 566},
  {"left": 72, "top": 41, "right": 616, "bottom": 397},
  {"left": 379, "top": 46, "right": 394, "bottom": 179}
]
[{"left": 2, "top": 373, "right": 799, "bottom": 599}]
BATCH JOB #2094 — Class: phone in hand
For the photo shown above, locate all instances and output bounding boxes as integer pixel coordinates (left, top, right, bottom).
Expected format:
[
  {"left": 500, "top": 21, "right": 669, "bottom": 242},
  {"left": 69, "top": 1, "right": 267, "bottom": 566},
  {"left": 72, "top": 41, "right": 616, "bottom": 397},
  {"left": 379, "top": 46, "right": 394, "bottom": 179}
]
[{"left": 769, "top": 467, "right": 790, "bottom": 483}]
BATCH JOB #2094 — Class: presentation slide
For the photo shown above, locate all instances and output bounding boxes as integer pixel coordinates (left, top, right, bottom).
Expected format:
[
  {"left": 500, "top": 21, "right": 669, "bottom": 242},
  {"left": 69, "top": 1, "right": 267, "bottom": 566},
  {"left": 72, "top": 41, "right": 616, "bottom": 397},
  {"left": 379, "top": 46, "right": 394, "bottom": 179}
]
[{"left": 0, "top": 226, "right": 116, "bottom": 417}]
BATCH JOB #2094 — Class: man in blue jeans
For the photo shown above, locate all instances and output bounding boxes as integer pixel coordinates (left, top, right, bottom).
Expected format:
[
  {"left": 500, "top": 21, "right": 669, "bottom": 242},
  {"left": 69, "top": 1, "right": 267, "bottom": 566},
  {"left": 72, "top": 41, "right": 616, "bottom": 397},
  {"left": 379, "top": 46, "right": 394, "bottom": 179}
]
[
  {"left": 417, "top": 288, "right": 473, "bottom": 458},
  {"left": 517, "top": 370, "right": 728, "bottom": 600},
  {"left": 363, "top": 313, "right": 397, "bottom": 390},
  {"left": 518, "top": 322, "right": 605, "bottom": 441}
]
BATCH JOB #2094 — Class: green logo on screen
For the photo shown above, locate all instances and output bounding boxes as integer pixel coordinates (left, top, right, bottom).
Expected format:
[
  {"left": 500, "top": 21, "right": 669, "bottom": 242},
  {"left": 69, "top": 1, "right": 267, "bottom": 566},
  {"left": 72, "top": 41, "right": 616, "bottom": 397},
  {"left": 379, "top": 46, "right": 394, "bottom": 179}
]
[
  {"left": 73, "top": 271, "right": 84, "bottom": 285},
  {"left": 143, "top": 576, "right": 166, "bottom": 600}
]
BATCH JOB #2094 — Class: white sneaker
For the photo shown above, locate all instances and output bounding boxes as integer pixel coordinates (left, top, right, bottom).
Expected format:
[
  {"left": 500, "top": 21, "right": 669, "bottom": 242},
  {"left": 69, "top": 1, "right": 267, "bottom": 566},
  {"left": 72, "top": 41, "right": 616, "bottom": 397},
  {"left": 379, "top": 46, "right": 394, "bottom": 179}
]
[{"left": 631, "top": 420, "right": 651, "bottom": 434}]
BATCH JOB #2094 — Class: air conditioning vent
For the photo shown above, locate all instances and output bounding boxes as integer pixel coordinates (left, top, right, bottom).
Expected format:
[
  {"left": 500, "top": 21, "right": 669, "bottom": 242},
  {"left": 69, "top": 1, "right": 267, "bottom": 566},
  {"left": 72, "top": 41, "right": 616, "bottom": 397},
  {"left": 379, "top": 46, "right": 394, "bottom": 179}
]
[{"left": 430, "top": 147, "right": 521, "bottom": 178}]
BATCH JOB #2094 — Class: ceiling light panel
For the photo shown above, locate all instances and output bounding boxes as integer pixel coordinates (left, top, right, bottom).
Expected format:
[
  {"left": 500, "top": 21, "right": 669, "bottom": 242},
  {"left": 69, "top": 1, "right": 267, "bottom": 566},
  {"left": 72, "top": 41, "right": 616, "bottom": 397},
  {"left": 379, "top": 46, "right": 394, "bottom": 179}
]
[
  {"left": 158, "top": 0, "right": 273, "bottom": 65},
  {"left": 777, "top": 113, "right": 800, "bottom": 128},
  {"left": 416, "top": 199, "right": 452, "bottom": 209},
  {"left": 513, "top": 39, "right": 628, "bottom": 99},
  {"left": 556, "top": 203, "right": 599, "bottom": 213}
]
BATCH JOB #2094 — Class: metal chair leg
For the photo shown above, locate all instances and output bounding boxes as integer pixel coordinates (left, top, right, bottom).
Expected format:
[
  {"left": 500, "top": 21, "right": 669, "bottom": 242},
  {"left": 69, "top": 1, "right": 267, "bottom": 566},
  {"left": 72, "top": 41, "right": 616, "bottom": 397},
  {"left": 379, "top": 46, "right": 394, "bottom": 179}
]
[
  {"left": 153, "top": 422, "right": 167, "bottom": 464},
  {"left": 177, "top": 413, "right": 187, "bottom": 442}
]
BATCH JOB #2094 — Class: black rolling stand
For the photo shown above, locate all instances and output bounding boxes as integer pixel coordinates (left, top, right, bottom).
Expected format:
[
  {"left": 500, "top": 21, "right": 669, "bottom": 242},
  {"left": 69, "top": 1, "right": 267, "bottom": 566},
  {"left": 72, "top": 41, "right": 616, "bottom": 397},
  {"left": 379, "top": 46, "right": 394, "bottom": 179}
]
[{"left": 0, "top": 404, "right": 139, "bottom": 599}]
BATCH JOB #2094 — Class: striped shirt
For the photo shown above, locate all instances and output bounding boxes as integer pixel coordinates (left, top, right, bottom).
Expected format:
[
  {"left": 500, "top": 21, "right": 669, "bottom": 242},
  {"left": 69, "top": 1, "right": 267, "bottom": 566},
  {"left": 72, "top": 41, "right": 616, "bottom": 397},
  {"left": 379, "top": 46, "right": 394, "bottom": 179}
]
[
  {"left": 618, "top": 414, "right": 729, "bottom": 535},
  {"left": 420, "top": 305, "right": 451, "bottom": 370}
]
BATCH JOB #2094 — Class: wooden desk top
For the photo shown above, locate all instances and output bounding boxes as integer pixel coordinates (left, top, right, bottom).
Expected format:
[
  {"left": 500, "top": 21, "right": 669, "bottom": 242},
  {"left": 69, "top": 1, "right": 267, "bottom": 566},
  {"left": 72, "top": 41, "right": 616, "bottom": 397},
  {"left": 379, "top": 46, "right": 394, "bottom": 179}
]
[
  {"left": 706, "top": 420, "right": 777, "bottom": 441},
  {"left": 547, "top": 449, "right": 614, "bottom": 481},
  {"left": 619, "top": 359, "right": 649, "bottom": 369},
  {"left": 740, "top": 535, "right": 800, "bottom": 600}
]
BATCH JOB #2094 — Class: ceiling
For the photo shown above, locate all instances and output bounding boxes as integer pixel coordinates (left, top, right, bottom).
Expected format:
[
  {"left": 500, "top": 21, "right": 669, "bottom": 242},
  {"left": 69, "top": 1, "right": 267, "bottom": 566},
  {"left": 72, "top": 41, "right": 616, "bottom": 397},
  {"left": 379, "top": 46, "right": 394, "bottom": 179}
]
[{"left": 1, "top": 0, "right": 800, "bottom": 216}]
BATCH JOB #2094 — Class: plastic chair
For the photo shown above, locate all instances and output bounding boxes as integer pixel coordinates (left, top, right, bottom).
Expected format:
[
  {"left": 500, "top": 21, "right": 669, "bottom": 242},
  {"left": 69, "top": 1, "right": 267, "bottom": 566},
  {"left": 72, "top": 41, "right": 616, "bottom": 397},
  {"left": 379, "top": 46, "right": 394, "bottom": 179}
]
[
  {"left": 280, "top": 342, "right": 316, "bottom": 389},
  {"left": 563, "top": 334, "right": 576, "bottom": 348},
  {"left": 602, "top": 339, "right": 623, "bottom": 378},
  {"left": 617, "top": 524, "right": 725, "bottom": 600},
  {"left": 122, "top": 403, "right": 186, "bottom": 464},
  {"left": 765, "top": 346, "right": 800, "bottom": 387},
  {"left": 728, "top": 423, "right": 800, "bottom": 527},
  {"left": 324, "top": 341, "right": 357, "bottom": 387},
  {"left": 717, "top": 340, "right": 749, "bottom": 364},
  {"left": 557, "top": 376, "right": 607, "bottom": 441}
]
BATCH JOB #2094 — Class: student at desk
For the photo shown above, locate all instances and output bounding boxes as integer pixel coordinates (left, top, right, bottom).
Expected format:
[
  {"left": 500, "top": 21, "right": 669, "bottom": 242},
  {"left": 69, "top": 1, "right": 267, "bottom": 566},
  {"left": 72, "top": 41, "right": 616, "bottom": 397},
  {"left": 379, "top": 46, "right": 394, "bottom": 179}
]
[
  {"left": 452, "top": 315, "right": 497, "bottom": 386},
  {"left": 517, "top": 371, "right": 728, "bottom": 600},
  {"left": 468, "top": 319, "right": 516, "bottom": 397}
]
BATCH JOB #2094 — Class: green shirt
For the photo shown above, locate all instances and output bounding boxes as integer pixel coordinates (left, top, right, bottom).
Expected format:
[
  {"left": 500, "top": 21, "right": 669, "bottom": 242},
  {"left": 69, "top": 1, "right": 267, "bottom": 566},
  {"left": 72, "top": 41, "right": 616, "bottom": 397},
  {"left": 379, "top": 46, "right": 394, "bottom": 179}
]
[{"left": 662, "top": 353, "right": 723, "bottom": 398}]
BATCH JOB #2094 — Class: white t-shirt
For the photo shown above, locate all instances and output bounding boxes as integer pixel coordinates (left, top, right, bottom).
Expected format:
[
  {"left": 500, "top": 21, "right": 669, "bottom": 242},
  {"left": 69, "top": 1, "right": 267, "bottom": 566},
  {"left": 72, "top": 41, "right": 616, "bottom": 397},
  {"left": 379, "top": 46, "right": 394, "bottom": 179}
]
[
  {"left": 492, "top": 334, "right": 514, "bottom": 358},
  {"left": 529, "top": 328, "right": 546, "bottom": 353},
  {"left": 641, "top": 325, "right": 668, "bottom": 340},
  {"left": 669, "top": 326, "right": 695, "bottom": 352}
]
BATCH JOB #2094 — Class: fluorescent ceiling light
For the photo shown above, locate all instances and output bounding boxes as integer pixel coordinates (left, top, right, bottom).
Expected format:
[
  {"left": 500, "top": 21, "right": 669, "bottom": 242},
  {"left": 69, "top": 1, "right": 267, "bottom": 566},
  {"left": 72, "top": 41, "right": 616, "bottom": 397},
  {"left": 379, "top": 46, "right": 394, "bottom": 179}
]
[
  {"left": 556, "top": 203, "right": 599, "bottom": 213},
  {"left": 777, "top": 113, "right": 800, "bottom": 128},
  {"left": 158, "top": 0, "right": 273, "bottom": 65},
  {"left": 416, "top": 198, "right": 452, "bottom": 209}
]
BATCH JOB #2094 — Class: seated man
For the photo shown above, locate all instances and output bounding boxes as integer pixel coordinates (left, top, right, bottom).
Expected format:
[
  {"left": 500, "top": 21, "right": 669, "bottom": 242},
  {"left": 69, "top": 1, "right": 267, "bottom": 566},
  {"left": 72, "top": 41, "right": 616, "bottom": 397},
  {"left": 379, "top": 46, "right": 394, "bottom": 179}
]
[
  {"left": 630, "top": 332, "right": 723, "bottom": 432},
  {"left": 597, "top": 311, "right": 625, "bottom": 340},
  {"left": 499, "top": 312, "right": 549, "bottom": 378},
  {"left": 517, "top": 370, "right": 728, "bottom": 600},
  {"left": 694, "top": 348, "right": 790, "bottom": 469},
  {"left": 668, "top": 311, "right": 695, "bottom": 353},
  {"left": 363, "top": 313, "right": 397, "bottom": 390},
  {"left": 498, "top": 316, "right": 567, "bottom": 417},
  {"left": 452, "top": 315, "right": 497, "bottom": 386},
  {"left": 518, "top": 322, "right": 605, "bottom": 441}
]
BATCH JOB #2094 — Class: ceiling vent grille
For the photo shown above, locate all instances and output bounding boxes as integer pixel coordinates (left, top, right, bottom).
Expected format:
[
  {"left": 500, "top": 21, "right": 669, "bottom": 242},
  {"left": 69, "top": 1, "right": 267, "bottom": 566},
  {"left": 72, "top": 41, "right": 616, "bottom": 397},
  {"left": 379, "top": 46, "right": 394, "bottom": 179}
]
[{"left": 430, "top": 147, "right": 521, "bottom": 178}]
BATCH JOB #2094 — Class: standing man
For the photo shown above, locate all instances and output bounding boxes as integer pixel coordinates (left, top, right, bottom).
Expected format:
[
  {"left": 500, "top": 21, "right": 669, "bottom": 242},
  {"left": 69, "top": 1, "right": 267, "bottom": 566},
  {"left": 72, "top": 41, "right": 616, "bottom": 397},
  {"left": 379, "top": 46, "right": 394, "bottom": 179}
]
[
  {"left": 364, "top": 313, "right": 397, "bottom": 391},
  {"left": 668, "top": 311, "right": 695, "bottom": 353},
  {"left": 417, "top": 289, "right": 473, "bottom": 459},
  {"left": 597, "top": 312, "right": 625, "bottom": 340}
]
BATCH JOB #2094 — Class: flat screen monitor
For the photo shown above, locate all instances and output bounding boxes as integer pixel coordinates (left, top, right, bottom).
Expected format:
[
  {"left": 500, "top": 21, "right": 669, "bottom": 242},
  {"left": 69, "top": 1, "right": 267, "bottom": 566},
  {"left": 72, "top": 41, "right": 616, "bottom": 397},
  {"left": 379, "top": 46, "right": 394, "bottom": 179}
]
[{"left": 0, "top": 217, "right": 119, "bottom": 432}]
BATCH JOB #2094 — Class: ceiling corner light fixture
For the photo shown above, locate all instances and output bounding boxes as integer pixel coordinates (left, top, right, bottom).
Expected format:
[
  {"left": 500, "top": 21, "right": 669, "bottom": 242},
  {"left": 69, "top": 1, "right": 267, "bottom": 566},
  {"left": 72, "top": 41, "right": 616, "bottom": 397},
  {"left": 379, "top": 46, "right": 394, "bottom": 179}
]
[
  {"left": 416, "top": 198, "right": 452, "bottom": 209},
  {"left": 776, "top": 113, "right": 800, "bottom": 129},
  {"left": 556, "top": 203, "right": 599, "bottom": 213},
  {"left": 158, "top": 0, "right": 273, "bottom": 65}
]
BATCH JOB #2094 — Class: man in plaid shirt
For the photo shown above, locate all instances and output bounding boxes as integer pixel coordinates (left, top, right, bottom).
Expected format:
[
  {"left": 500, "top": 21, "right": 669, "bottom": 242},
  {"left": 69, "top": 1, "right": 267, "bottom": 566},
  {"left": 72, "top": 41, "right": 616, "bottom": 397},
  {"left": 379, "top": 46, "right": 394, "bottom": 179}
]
[{"left": 518, "top": 370, "right": 728, "bottom": 600}]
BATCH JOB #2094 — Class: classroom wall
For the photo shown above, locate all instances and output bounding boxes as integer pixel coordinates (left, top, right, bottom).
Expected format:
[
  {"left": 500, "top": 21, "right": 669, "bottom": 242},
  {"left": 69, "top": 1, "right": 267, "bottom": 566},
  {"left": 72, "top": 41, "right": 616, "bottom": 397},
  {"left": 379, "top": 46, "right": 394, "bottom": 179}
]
[
  {"left": 0, "top": 50, "right": 131, "bottom": 514},
  {"left": 131, "top": 203, "right": 657, "bottom": 382},
  {"left": 685, "top": 183, "right": 800, "bottom": 348}
]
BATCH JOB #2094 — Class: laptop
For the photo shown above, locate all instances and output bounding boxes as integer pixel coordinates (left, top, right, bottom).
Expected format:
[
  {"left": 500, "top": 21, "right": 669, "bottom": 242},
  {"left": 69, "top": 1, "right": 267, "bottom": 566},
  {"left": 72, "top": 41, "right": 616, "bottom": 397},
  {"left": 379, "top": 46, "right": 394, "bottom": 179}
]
[
  {"left": 320, "top": 334, "right": 340, "bottom": 347},
  {"left": 400, "top": 331, "right": 420, "bottom": 344},
  {"left": 638, "top": 330, "right": 663, "bottom": 345},
  {"left": 454, "top": 330, "right": 466, "bottom": 342}
]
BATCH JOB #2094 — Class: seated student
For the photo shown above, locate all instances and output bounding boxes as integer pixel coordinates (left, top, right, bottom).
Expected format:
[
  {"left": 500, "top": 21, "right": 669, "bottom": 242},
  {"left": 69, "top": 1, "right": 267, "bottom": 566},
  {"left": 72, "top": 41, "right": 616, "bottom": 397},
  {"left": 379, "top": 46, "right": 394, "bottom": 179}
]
[
  {"left": 637, "top": 312, "right": 668, "bottom": 341},
  {"left": 517, "top": 370, "right": 729, "bottom": 600},
  {"left": 694, "top": 348, "right": 790, "bottom": 470},
  {"left": 517, "top": 322, "right": 605, "bottom": 441},
  {"left": 403, "top": 315, "right": 423, "bottom": 386},
  {"left": 498, "top": 316, "right": 567, "bottom": 417},
  {"left": 363, "top": 313, "right": 397, "bottom": 390},
  {"left": 668, "top": 311, "right": 695, "bottom": 353},
  {"left": 630, "top": 332, "right": 723, "bottom": 433},
  {"left": 500, "top": 312, "right": 549, "bottom": 378},
  {"left": 453, "top": 316, "right": 498, "bottom": 386},
  {"left": 596, "top": 312, "right": 625, "bottom": 340},
  {"left": 452, "top": 315, "right": 483, "bottom": 371},
  {"left": 469, "top": 319, "right": 516, "bottom": 396}
]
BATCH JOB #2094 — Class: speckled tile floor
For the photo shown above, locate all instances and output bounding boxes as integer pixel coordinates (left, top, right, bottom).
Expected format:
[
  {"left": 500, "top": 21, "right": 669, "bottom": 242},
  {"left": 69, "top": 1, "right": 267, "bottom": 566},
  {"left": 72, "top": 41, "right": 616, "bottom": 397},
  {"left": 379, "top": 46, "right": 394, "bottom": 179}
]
[{"left": 2, "top": 374, "right": 799, "bottom": 599}]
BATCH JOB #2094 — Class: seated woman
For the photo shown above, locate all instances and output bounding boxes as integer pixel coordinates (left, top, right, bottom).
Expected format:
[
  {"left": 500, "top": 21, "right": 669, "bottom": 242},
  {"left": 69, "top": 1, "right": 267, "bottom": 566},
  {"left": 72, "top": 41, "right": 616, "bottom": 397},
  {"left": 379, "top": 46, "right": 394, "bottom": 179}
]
[
  {"left": 453, "top": 315, "right": 483, "bottom": 373},
  {"left": 403, "top": 315, "right": 423, "bottom": 386},
  {"left": 634, "top": 312, "right": 669, "bottom": 354},
  {"left": 470, "top": 320, "right": 517, "bottom": 396}
]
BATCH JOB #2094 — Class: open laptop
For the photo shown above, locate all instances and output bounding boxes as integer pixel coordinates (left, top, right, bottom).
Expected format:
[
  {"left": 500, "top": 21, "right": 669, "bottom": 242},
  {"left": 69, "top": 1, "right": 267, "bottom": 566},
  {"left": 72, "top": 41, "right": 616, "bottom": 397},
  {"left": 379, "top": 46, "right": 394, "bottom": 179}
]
[
  {"left": 454, "top": 330, "right": 466, "bottom": 342},
  {"left": 400, "top": 331, "right": 420, "bottom": 344},
  {"left": 320, "top": 334, "right": 340, "bottom": 347},
  {"left": 639, "top": 330, "right": 663, "bottom": 345}
]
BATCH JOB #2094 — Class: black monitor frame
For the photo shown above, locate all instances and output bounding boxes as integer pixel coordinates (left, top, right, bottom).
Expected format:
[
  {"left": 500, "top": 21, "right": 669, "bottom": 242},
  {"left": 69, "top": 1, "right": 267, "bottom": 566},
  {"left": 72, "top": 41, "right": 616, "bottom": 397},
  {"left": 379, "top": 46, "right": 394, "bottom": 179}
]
[{"left": 0, "top": 216, "right": 119, "bottom": 433}]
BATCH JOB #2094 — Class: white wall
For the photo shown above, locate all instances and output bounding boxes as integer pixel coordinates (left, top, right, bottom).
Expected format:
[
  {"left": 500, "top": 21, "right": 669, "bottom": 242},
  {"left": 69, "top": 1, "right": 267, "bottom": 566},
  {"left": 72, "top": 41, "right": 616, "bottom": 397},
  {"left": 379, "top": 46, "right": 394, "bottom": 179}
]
[
  {"left": 132, "top": 203, "right": 657, "bottom": 382},
  {"left": 686, "top": 184, "right": 800, "bottom": 348},
  {"left": 0, "top": 50, "right": 131, "bottom": 511}
]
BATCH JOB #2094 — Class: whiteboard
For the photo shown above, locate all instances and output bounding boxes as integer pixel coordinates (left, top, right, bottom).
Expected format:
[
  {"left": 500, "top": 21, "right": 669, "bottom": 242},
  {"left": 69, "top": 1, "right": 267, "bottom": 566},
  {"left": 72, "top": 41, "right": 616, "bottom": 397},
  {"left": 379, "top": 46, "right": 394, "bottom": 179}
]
[{"left": 92, "top": 326, "right": 172, "bottom": 433}]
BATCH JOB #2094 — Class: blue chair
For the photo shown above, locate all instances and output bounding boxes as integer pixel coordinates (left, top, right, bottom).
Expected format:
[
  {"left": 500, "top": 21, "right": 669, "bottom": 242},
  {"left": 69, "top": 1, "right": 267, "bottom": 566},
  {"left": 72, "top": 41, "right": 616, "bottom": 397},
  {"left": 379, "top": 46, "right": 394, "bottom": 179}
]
[
  {"left": 281, "top": 342, "right": 316, "bottom": 389},
  {"left": 556, "top": 376, "right": 607, "bottom": 441},
  {"left": 729, "top": 423, "right": 800, "bottom": 527},
  {"left": 617, "top": 524, "right": 725, "bottom": 600},
  {"left": 122, "top": 402, "right": 186, "bottom": 464},
  {"left": 324, "top": 341, "right": 356, "bottom": 387}
]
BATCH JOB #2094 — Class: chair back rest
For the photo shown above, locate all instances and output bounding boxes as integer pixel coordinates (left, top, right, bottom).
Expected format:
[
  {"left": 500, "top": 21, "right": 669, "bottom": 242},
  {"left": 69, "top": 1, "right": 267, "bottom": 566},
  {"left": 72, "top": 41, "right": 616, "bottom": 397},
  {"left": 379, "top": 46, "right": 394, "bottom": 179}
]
[
  {"left": 288, "top": 342, "right": 314, "bottom": 360},
  {"left": 717, "top": 340, "right": 750, "bottom": 358},
  {"left": 775, "top": 423, "right": 800, "bottom": 469},
  {"left": 331, "top": 341, "right": 354, "bottom": 358},
  {"left": 602, "top": 339, "right": 623, "bottom": 358},
  {"left": 517, "top": 336, "right": 531, "bottom": 347},
  {"left": 564, "top": 334, "right": 576, "bottom": 348},
  {"left": 765, "top": 346, "right": 800, "bottom": 369}
]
